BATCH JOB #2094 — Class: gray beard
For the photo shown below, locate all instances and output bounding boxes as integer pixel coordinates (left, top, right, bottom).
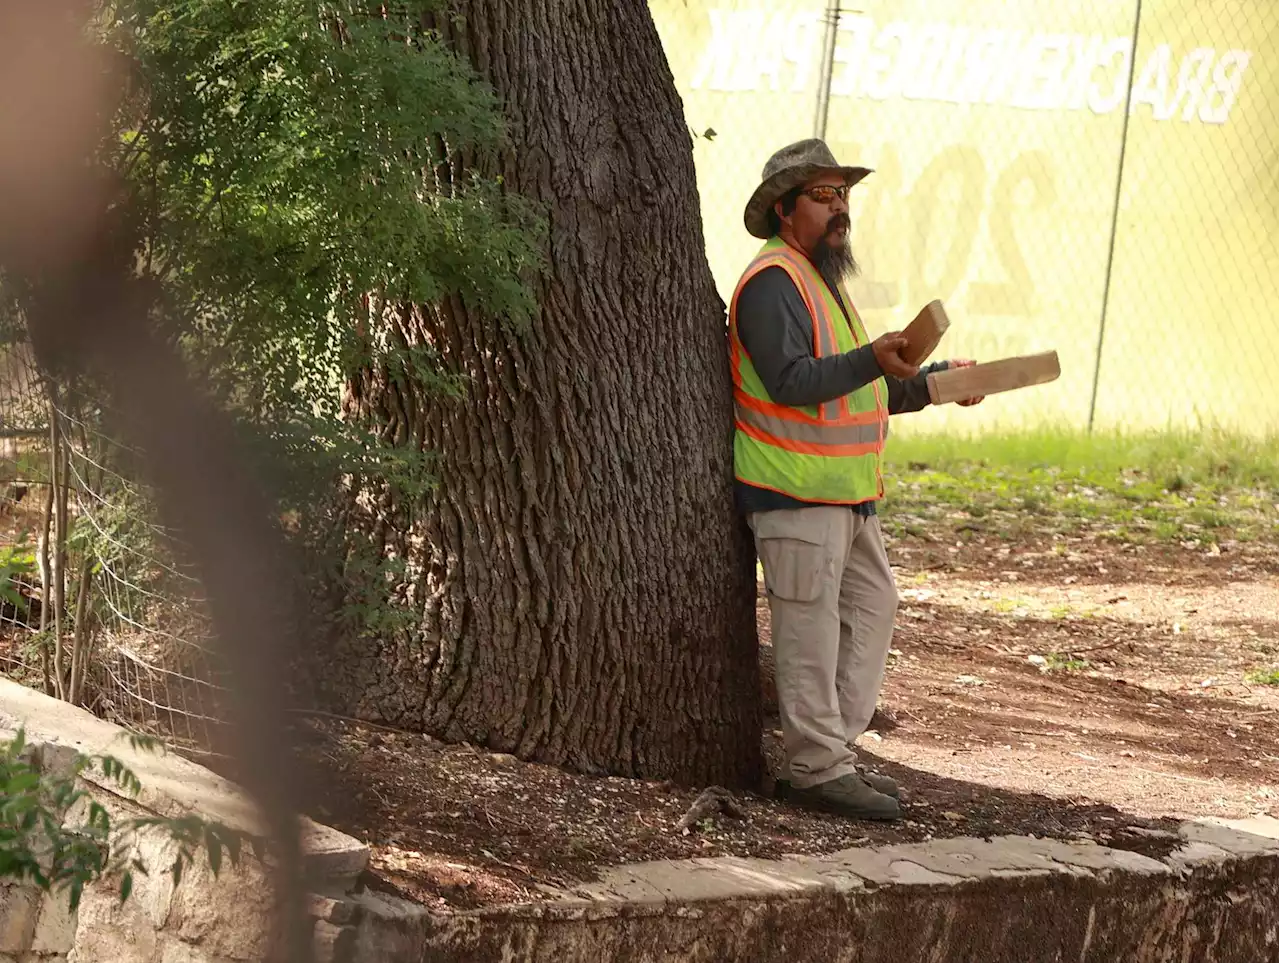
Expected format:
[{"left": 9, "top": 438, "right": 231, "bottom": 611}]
[{"left": 812, "top": 238, "right": 859, "bottom": 289}]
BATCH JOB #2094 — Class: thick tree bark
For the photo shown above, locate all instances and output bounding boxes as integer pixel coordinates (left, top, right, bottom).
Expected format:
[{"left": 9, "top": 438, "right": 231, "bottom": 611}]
[{"left": 322, "top": 0, "right": 762, "bottom": 786}]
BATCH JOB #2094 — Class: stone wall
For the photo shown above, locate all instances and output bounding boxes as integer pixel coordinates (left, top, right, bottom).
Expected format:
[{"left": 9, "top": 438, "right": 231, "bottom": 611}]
[
  {"left": 1, "top": 678, "right": 1276, "bottom": 963},
  {"left": 0, "top": 679, "right": 368, "bottom": 963}
]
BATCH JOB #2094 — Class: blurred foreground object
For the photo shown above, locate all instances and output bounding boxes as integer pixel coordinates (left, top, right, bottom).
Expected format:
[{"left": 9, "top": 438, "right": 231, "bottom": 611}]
[{"left": 0, "top": 2, "right": 310, "bottom": 958}]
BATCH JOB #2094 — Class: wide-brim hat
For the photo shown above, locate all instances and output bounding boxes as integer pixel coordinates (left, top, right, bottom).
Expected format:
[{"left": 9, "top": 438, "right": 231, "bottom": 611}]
[{"left": 743, "top": 139, "right": 873, "bottom": 239}]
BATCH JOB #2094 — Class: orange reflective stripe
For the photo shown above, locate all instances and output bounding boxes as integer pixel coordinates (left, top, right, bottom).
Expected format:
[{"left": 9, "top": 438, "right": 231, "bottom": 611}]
[
  {"left": 729, "top": 238, "right": 888, "bottom": 443},
  {"left": 734, "top": 390, "right": 884, "bottom": 427},
  {"left": 736, "top": 405, "right": 883, "bottom": 447},
  {"left": 741, "top": 254, "right": 825, "bottom": 358},
  {"left": 728, "top": 254, "right": 798, "bottom": 383},
  {"left": 758, "top": 249, "right": 847, "bottom": 420},
  {"left": 736, "top": 420, "right": 883, "bottom": 458}
]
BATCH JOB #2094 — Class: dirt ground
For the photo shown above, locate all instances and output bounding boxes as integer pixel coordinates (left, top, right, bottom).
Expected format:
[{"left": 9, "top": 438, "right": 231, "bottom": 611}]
[{"left": 295, "top": 532, "right": 1278, "bottom": 910}]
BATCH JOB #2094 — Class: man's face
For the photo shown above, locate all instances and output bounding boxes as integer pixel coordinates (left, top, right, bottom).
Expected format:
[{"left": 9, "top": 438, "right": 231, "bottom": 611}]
[
  {"left": 775, "top": 172, "right": 858, "bottom": 283},
  {"left": 778, "top": 173, "right": 851, "bottom": 256}
]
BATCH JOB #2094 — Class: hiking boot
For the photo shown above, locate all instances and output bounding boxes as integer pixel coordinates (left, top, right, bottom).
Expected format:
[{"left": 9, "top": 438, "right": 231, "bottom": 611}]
[
  {"left": 775, "top": 769, "right": 900, "bottom": 800},
  {"left": 786, "top": 774, "right": 901, "bottom": 821},
  {"left": 856, "top": 765, "right": 900, "bottom": 798}
]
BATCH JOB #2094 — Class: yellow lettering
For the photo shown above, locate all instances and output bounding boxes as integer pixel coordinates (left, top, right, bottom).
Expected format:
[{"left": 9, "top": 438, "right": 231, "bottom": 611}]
[
  {"left": 1062, "top": 35, "right": 1105, "bottom": 111},
  {"left": 753, "top": 13, "right": 794, "bottom": 91},
  {"left": 727, "top": 12, "right": 767, "bottom": 91},
  {"left": 1153, "top": 47, "right": 1216, "bottom": 121},
  {"left": 1198, "top": 50, "right": 1251, "bottom": 124},
  {"left": 958, "top": 29, "right": 1008, "bottom": 105},
  {"left": 1010, "top": 33, "right": 1071, "bottom": 110},
  {"left": 831, "top": 14, "right": 875, "bottom": 97},
  {"left": 691, "top": 10, "right": 738, "bottom": 91},
  {"left": 784, "top": 12, "right": 823, "bottom": 93},
  {"left": 1130, "top": 44, "right": 1173, "bottom": 117},
  {"left": 864, "top": 21, "right": 912, "bottom": 101},
  {"left": 902, "top": 23, "right": 954, "bottom": 101},
  {"left": 932, "top": 26, "right": 973, "bottom": 104},
  {"left": 1088, "top": 37, "right": 1132, "bottom": 114},
  {"left": 982, "top": 30, "right": 1028, "bottom": 105}
]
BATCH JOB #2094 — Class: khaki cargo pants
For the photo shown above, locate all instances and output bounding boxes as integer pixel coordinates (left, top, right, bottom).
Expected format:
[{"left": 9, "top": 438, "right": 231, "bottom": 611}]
[{"left": 750, "top": 506, "right": 899, "bottom": 789}]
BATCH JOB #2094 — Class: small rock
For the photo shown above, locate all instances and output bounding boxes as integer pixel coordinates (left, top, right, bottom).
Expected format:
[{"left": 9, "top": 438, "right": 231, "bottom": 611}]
[
  {"left": 489, "top": 752, "right": 518, "bottom": 765},
  {"left": 942, "top": 811, "right": 966, "bottom": 823},
  {"left": 1123, "top": 826, "right": 1177, "bottom": 840}
]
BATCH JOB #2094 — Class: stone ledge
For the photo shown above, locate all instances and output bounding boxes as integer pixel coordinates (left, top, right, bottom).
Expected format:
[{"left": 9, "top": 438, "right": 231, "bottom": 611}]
[
  {"left": 345, "top": 817, "right": 1277, "bottom": 963},
  {"left": 1, "top": 677, "right": 1275, "bottom": 962},
  {"left": 0, "top": 677, "right": 368, "bottom": 890}
]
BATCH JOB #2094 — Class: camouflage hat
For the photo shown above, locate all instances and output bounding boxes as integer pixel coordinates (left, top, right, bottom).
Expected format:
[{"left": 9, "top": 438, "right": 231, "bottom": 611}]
[{"left": 743, "top": 139, "right": 873, "bottom": 239}]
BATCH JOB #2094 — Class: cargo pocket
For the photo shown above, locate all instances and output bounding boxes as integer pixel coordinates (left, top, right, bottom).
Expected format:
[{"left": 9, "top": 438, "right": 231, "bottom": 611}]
[{"left": 754, "top": 513, "right": 832, "bottom": 604}]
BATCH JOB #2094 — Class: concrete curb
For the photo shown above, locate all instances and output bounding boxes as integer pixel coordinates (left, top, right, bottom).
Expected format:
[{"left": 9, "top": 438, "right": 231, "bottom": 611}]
[{"left": 343, "top": 816, "right": 1277, "bottom": 963}]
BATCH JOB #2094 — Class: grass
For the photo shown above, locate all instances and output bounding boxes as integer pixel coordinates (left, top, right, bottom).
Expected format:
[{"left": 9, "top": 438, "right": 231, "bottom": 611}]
[
  {"left": 881, "top": 427, "right": 1278, "bottom": 545},
  {"left": 1245, "top": 666, "right": 1279, "bottom": 686}
]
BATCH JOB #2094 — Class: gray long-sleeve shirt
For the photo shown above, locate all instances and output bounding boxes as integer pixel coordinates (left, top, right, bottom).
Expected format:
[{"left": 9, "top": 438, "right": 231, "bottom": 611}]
[{"left": 734, "top": 265, "right": 948, "bottom": 514}]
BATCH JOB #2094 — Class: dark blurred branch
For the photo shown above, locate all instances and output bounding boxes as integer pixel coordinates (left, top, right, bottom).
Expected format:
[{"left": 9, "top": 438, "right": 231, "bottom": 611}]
[{"left": 0, "top": 3, "right": 311, "bottom": 959}]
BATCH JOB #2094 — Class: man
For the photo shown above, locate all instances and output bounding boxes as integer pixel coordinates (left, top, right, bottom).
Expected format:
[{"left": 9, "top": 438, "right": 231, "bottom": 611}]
[{"left": 731, "top": 139, "right": 982, "bottom": 821}]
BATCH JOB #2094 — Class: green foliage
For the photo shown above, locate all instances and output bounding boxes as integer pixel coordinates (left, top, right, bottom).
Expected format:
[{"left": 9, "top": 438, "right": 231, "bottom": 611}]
[
  {"left": 0, "top": 729, "right": 256, "bottom": 908},
  {"left": 1244, "top": 666, "right": 1278, "bottom": 686},
  {"left": 334, "top": 544, "right": 419, "bottom": 639},
  {"left": 0, "top": 1, "right": 550, "bottom": 654},
  {"left": 86, "top": 0, "right": 544, "bottom": 506},
  {"left": 1044, "top": 653, "right": 1090, "bottom": 673},
  {"left": 0, "top": 537, "right": 37, "bottom": 609}
]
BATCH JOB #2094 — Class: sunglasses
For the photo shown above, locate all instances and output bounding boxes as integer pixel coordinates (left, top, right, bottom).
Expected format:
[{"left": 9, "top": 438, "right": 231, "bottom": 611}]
[{"left": 797, "top": 184, "right": 851, "bottom": 204}]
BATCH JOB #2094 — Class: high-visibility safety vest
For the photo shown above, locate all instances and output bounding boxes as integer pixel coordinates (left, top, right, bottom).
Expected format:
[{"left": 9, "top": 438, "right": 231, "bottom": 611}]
[{"left": 728, "top": 236, "right": 889, "bottom": 505}]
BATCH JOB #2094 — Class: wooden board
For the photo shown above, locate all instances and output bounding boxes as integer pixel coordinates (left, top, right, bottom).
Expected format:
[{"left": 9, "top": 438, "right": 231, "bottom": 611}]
[
  {"left": 900, "top": 300, "right": 950, "bottom": 366},
  {"left": 927, "top": 351, "right": 1061, "bottom": 405}
]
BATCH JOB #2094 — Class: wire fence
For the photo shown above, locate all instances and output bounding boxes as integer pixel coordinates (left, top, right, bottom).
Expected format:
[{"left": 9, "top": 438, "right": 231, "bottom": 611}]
[
  {"left": 652, "top": 0, "right": 1279, "bottom": 436},
  {"left": 0, "top": 335, "right": 229, "bottom": 754}
]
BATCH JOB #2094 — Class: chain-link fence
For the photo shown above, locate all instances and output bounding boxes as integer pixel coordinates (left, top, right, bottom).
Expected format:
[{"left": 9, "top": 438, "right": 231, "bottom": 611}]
[
  {"left": 652, "top": 0, "right": 1279, "bottom": 435},
  {"left": 0, "top": 333, "right": 229, "bottom": 754}
]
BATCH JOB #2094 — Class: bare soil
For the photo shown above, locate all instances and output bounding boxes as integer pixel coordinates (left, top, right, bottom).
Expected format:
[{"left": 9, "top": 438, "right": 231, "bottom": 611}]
[{"left": 295, "top": 532, "right": 1277, "bottom": 910}]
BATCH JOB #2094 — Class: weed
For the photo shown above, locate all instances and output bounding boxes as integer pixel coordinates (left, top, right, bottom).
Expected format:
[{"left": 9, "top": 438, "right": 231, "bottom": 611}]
[{"left": 1045, "top": 653, "right": 1090, "bottom": 672}]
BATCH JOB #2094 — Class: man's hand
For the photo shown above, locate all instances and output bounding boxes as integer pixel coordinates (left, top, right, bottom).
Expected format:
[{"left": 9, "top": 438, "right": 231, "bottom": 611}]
[
  {"left": 948, "top": 359, "right": 985, "bottom": 406},
  {"left": 871, "top": 332, "right": 919, "bottom": 379}
]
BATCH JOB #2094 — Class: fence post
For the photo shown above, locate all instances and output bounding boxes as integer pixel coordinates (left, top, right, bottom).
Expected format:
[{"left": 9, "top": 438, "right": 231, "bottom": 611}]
[
  {"left": 1087, "top": 0, "right": 1145, "bottom": 432},
  {"left": 813, "top": 1, "right": 841, "bottom": 139}
]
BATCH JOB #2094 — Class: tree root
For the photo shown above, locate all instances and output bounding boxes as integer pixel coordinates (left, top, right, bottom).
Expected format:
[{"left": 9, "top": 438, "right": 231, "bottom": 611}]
[{"left": 675, "top": 786, "right": 746, "bottom": 833}]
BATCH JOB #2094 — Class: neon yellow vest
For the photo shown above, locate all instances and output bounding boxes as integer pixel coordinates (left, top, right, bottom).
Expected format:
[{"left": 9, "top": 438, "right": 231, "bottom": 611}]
[{"left": 728, "top": 238, "right": 889, "bottom": 504}]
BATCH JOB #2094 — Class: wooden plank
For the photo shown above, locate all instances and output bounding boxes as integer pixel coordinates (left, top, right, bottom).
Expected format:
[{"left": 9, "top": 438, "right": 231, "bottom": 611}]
[
  {"left": 900, "top": 299, "right": 950, "bottom": 366},
  {"left": 927, "top": 351, "right": 1061, "bottom": 405}
]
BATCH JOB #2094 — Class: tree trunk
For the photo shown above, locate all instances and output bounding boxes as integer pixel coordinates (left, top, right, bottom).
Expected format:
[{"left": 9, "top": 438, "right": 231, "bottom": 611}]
[{"left": 322, "top": 0, "right": 762, "bottom": 786}]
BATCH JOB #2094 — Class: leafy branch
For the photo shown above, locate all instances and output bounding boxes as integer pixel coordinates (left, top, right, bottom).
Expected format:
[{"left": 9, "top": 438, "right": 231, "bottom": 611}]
[{"left": 0, "top": 729, "right": 259, "bottom": 909}]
